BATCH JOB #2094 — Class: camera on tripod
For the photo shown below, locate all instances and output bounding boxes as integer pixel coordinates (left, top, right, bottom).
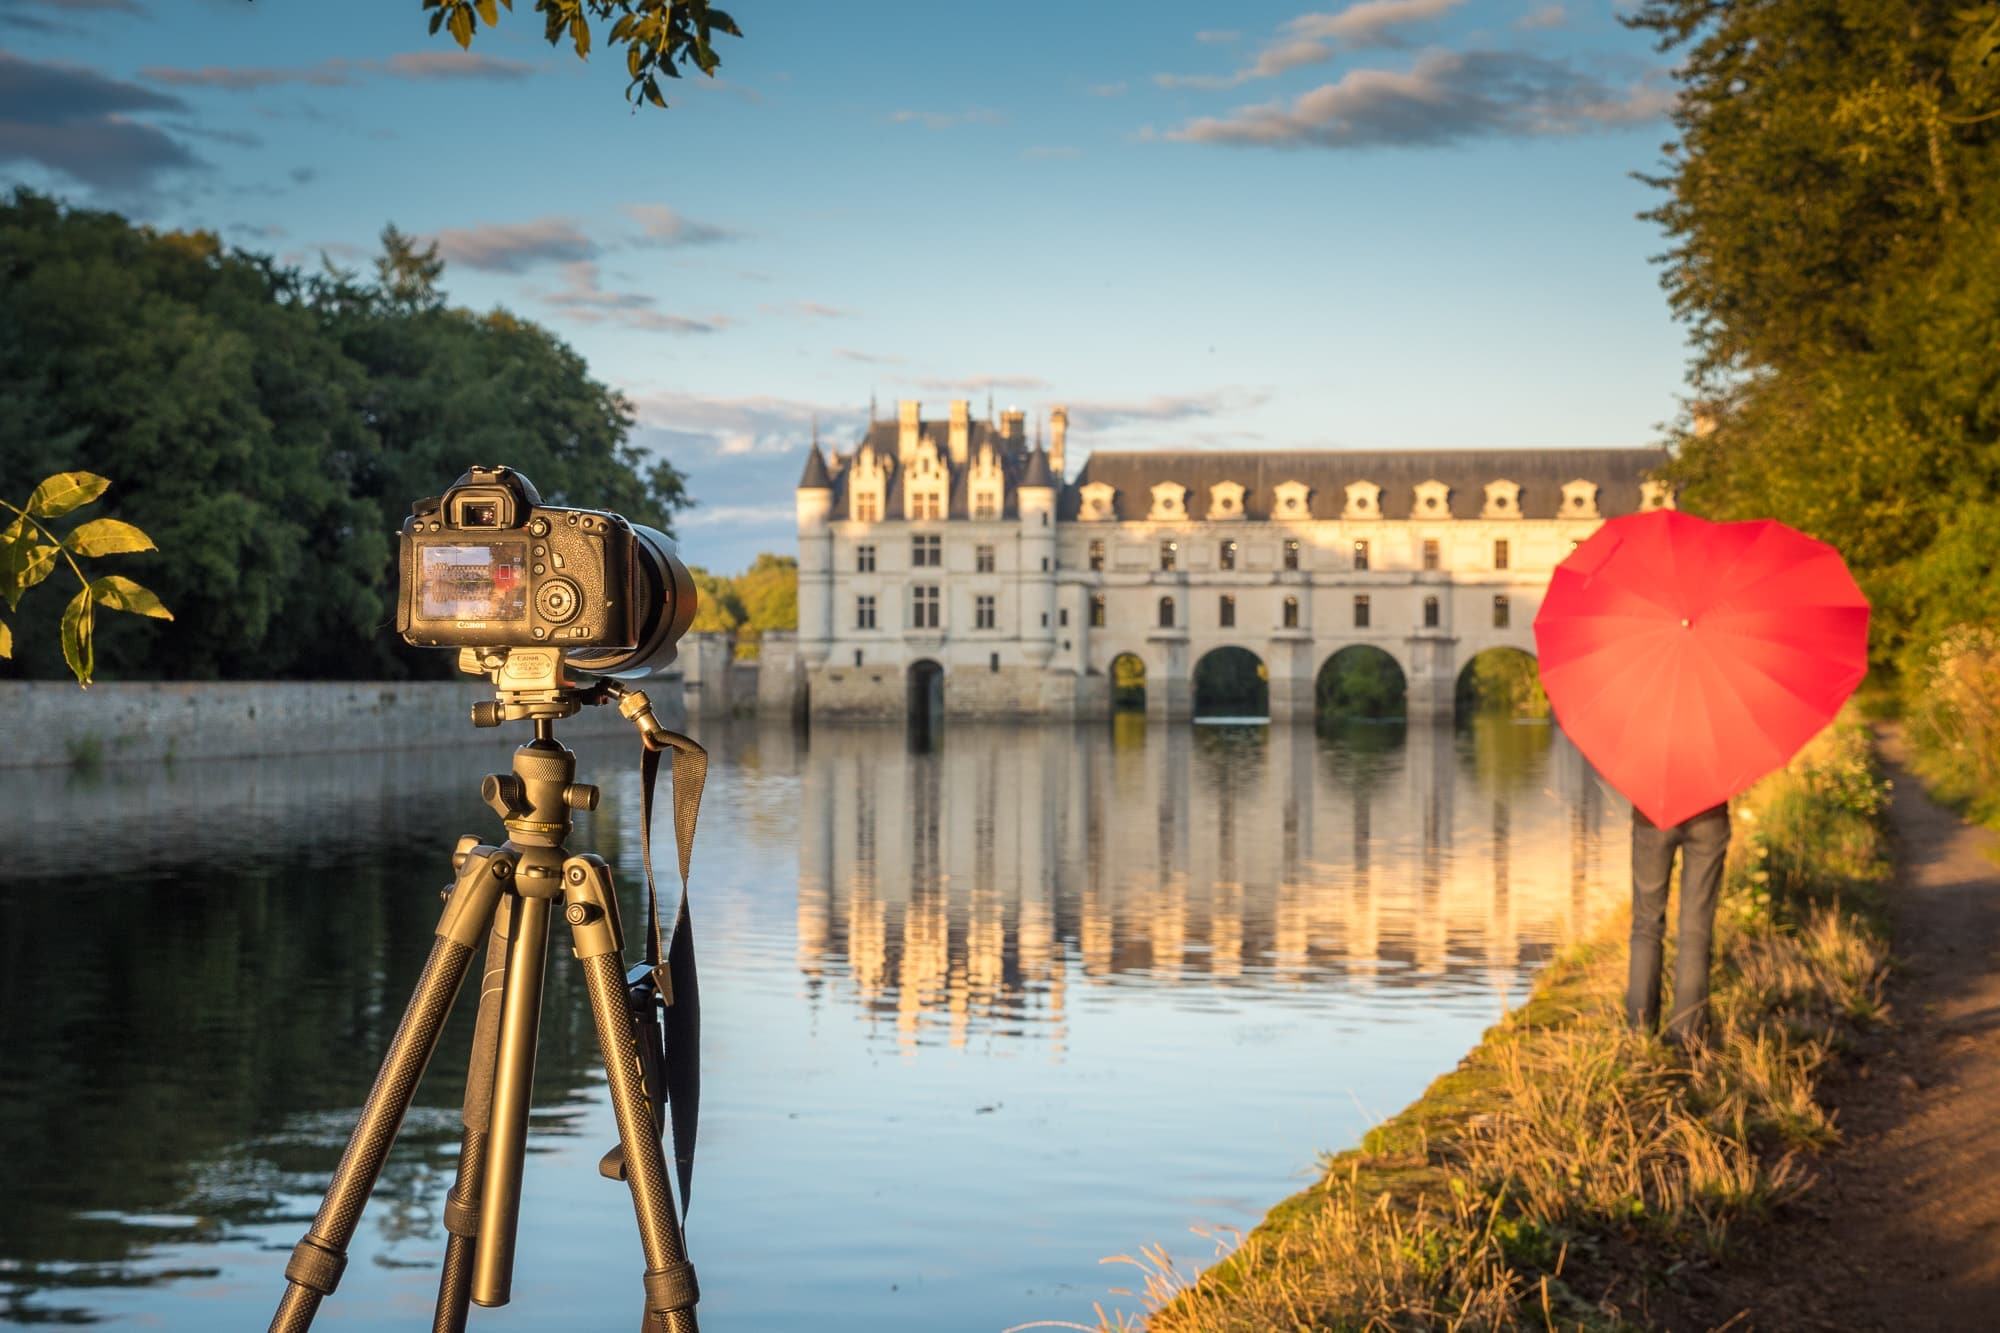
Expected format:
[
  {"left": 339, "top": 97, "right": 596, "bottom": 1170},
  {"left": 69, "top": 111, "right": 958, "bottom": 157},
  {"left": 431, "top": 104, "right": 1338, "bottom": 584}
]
[{"left": 396, "top": 465, "right": 696, "bottom": 679}]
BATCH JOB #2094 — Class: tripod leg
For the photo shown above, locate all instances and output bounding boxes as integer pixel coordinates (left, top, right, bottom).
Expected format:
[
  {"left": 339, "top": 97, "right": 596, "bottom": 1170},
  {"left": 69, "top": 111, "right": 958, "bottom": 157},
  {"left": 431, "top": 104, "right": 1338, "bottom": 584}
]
[
  {"left": 269, "top": 846, "right": 513, "bottom": 1333},
  {"left": 433, "top": 899, "right": 514, "bottom": 1333},
  {"left": 469, "top": 890, "right": 555, "bottom": 1306},
  {"left": 564, "top": 854, "right": 701, "bottom": 1333}
]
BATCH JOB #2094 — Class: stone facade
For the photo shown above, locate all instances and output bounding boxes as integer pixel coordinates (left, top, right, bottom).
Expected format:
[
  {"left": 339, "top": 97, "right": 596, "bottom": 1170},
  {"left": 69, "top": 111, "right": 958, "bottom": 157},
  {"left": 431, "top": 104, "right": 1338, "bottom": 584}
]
[{"left": 791, "top": 400, "right": 1673, "bottom": 722}]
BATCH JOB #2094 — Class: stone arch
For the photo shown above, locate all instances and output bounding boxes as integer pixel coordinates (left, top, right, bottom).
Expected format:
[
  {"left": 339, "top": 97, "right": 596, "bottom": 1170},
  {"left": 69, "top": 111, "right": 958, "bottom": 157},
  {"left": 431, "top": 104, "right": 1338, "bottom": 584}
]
[
  {"left": 907, "top": 658, "right": 945, "bottom": 746},
  {"left": 1454, "top": 646, "right": 1548, "bottom": 721},
  {"left": 1109, "top": 650, "right": 1147, "bottom": 713},
  {"left": 1193, "top": 645, "right": 1269, "bottom": 720},
  {"left": 1315, "top": 644, "right": 1408, "bottom": 724}
]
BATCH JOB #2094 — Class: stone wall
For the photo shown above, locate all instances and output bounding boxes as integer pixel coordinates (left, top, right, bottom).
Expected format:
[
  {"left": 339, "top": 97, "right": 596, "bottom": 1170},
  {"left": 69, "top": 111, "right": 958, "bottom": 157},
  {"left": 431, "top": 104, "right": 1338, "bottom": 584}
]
[
  {"left": 0, "top": 676, "right": 686, "bottom": 769},
  {"left": 806, "top": 662, "right": 905, "bottom": 720}
]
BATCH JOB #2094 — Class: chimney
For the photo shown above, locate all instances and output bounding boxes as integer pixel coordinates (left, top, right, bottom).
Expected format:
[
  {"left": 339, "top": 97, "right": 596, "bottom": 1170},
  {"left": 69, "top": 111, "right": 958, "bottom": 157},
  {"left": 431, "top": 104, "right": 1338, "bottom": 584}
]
[
  {"left": 948, "top": 399, "right": 971, "bottom": 468},
  {"left": 898, "top": 399, "right": 921, "bottom": 463},
  {"left": 1049, "top": 406, "right": 1068, "bottom": 481},
  {"left": 1000, "top": 408, "right": 1026, "bottom": 442}
]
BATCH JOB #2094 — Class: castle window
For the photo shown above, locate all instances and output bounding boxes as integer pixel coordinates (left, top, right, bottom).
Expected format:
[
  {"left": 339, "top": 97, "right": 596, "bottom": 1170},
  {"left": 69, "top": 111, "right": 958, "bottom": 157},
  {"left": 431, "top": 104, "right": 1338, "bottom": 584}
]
[
  {"left": 1494, "top": 595, "right": 1511, "bottom": 629},
  {"left": 912, "top": 534, "right": 941, "bottom": 567},
  {"left": 1089, "top": 593, "right": 1106, "bottom": 627},
  {"left": 1283, "top": 595, "right": 1299, "bottom": 629},
  {"left": 1494, "top": 539, "right": 1510, "bottom": 571},
  {"left": 1284, "top": 539, "right": 1300, "bottom": 571},
  {"left": 1352, "top": 539, "right": 1369, "bottom": 571},
  {"left": 1424, "top": 595, "right": 1440, "bottom": 628},
  {"left": 1353, "top": 594, "right": 1371, "bottom": 629},
  {"left": 973, "top": 493, "right": 998, "bottom": 519},
  {"left": 854, "top": 493, "right": 879, "bottom": 523},
  {"left": 1220, "top": 539, "right": 1237, "bottom": 571},
  {"left": 856, "top": 595, "right": 876, "bottom": 630},
  {"left": 1041, "top": 556, "right": 1049, "bottom": 571},
  {"left": 976, "top": 594, "right": 997, "bottom": 630},
  {"left": 976, "top": 544, "right": 995, "bottom": 573},
  {"left": 857, "top": 544, "right": 876, "bottom": 573},
  {"left": 1060, "top": 608, "right": 1069, "bottom": 627},
  {"left": 1158, "top": 596, "right": 1176, "bottom": 628},
  {"left": 990, "top": 652, "right": 1000, "bottom": 673},
  {"left": 1423, "top": 539, "right": 1440, "bottom": 571},
  {"left": 913, "top": 585, "right": 940, "bottom": 629},
  {"left": 1089, "top": 539, "right": 1105, "bottom": 571},
  {"left": 854, "top": 649, "right": 863, "bottom": 667},
  {"left": 1159, "top": 540, "right": 1177, "bottom": 572},
  {"left": 1219, "top": 594, "right": 1236, "bottom": 628},
  {"left": 912, "top": 491, "right": 943, "bottom": 520}
]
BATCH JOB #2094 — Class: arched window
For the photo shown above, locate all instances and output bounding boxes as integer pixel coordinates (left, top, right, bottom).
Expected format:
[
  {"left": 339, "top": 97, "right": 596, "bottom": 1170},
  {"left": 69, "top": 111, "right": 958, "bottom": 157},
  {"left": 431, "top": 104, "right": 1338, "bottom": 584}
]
[
  {"left": 1282, "top": 595, "right": 1299, "bottom": 629},
  {"left": 1424, "top": 595, "right": 1440, "bottom": 628},
  {"left": 1158, "top": 596, "right": 1175, "bottom": 629}
]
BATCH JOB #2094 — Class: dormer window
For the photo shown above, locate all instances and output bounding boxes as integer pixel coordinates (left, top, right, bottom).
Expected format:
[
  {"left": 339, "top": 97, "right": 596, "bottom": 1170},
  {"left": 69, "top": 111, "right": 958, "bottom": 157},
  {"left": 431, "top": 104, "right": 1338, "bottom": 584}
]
[
  {"left": 1079, "top": 481, "right": 1117, "bottom": 520},
  {"left": 1343, "top": 481, "right": 1382, "bottom": 520},
  {"left": 1149, "top": 482, "right": 1189, "bottom": 521},
  {"left": 1561, "top": 479, "right": 1600, "bottom": 519},
  {"left": 1273, "top": 480, "right": 1311, "bottom": 520},
  {"left": 1414, "top": 479, "right": 1452, "bottom": 517},
  {"left": 1209, "top": 480, "right": 1247, "bottom": 520},
  {"left": 1482, "top": 480, "right": 1522, "bottom": 519},
  {"left": 1640, "top": 479, "right": 1676, "bottom": 511}
]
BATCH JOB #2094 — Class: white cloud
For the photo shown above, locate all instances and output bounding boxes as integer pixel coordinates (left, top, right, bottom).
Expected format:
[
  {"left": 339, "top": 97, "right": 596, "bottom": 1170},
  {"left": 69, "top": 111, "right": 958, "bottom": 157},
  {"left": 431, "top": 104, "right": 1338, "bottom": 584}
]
[
  {"left": 1157, "top": 0, "right": 1465, "bottom": 90},
  {"left": 431, "top": 217, "right": 595, "bottom": 272},
  {"left": 532, "top": 261, "right": 727, "bottom": 334},
  {"left": 1515, "top": 4, "right": 1567, "bottom": 30},
  {"left": 621, "top": 203, "right": 738, "bottom": 248}
]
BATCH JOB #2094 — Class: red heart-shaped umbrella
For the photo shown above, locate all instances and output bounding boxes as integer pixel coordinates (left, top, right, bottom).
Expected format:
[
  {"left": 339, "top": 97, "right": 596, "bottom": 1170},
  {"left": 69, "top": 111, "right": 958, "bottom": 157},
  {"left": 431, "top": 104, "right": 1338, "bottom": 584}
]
[{"left": 1532, "top": 509, "right": 1870, "bottom": 828}]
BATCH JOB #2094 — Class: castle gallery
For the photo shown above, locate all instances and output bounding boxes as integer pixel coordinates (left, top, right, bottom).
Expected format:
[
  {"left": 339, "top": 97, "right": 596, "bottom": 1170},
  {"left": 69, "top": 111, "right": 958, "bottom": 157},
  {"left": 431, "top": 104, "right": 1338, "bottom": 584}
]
[{"left": 785, "top": 399, "right": 1671, "bottom": 722}]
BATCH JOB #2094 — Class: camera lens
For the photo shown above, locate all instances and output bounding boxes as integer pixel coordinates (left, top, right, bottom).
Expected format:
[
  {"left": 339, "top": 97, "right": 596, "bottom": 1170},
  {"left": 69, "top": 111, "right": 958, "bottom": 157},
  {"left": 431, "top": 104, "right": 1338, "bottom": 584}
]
[{"left": 567, "top": 525, "right": 695, "bottom": 680}]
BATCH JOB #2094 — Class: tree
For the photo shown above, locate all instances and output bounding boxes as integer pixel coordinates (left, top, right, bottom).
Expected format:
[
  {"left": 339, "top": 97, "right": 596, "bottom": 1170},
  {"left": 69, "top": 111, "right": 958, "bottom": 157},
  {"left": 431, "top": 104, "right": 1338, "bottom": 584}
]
[
  {"left": 684, "top": 566, "right": 743, "bottom": 634},
  {"left": 422, "top": 0, "right": 742, "bottom": 109},
  {"left": 1628, "top": 1, "right": 2000, "bottom": 684},
  {"left": 730, "top": 551, "right": 795, "bottom": 658}
]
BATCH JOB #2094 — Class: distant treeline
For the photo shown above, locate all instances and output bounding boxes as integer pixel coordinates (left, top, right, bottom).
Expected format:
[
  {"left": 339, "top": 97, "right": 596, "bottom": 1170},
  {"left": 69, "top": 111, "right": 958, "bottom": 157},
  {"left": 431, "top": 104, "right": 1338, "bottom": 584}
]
[
  {"left": 0, "top": 190, "right": 690, "bottom": 682},
  {"left": 687, "top": 552, "right": 798, "bottom": 659}
]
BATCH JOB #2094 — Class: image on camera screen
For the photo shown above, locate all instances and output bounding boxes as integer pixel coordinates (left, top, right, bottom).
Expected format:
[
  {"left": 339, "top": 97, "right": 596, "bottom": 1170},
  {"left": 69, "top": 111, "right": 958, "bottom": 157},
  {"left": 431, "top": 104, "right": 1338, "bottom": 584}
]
[{"left": 419, "top": 543, "right": 529, "bottom": 621}]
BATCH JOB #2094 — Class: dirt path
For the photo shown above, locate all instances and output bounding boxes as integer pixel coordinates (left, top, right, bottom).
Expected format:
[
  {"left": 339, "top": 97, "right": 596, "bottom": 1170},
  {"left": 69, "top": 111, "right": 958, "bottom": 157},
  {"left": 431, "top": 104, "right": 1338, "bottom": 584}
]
[{"left": 1677, "top": 726, "right": 2000, "bottom": 1330}]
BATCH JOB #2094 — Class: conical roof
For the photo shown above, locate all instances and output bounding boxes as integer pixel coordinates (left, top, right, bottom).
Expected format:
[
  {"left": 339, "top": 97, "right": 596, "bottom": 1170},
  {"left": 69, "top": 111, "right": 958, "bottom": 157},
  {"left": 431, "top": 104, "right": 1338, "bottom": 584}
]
[
  {"left": 797, "top": 442, "right": 832, "bottom": 489},
  {"left": 1019, "top": 447, "right": 1055, "bottom": 489}
]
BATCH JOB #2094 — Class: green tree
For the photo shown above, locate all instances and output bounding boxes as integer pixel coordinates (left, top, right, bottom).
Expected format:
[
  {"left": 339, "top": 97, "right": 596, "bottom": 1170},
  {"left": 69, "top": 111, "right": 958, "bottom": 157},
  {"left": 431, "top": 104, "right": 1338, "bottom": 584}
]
[
  {"left": 730, "top": 551, "right": 795, "bottom": 658},
  {"left": 1628, "top": 1, "right": 2000, "bottom": 684},
  {"left": 423, "top": 0, "right": 742, "bottom": 108},
  {"left": 685, "top": 565, "right": 744, "bottom": 634}
]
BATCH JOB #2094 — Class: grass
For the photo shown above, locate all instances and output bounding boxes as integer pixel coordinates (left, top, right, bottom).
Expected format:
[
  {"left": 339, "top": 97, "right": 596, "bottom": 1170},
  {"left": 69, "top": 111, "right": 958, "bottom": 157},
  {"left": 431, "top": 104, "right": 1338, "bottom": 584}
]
[
  {"left": 1072, "top": 711, "right": 1891, "bottom": 1333},
  {"left": 1901, "top": 626, "right": 2000, "bottom": 833}
]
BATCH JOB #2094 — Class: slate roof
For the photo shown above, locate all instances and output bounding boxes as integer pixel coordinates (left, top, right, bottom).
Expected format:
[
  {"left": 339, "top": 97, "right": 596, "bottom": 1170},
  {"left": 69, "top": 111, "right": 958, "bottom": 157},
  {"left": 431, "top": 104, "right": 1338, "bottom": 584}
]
[
  {"left": 797, "top": 442, "right": 832, "bottom": 488},
  {"left": 822, "top": 416, "right": 1038, "bottom": 520},
  {"left": 1060, "top": 448, "right": 1672, "bottom": 522}
]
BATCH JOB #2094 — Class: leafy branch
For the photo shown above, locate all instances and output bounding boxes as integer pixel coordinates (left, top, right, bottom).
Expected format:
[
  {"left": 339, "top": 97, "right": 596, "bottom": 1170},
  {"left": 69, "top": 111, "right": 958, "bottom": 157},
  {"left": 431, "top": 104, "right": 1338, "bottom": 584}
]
[
  {"left": 422, "top": 0, "right": 743, "bottom": 109},
  {"left": 0, "top": 473, "right": 172, "bottom": 688}
]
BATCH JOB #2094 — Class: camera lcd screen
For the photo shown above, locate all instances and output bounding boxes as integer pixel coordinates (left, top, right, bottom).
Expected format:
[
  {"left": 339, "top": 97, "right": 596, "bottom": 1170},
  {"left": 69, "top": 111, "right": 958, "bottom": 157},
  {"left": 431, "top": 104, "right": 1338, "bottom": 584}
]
[{"left": 419, "top": 543, "right": 529, "bottom": 621}]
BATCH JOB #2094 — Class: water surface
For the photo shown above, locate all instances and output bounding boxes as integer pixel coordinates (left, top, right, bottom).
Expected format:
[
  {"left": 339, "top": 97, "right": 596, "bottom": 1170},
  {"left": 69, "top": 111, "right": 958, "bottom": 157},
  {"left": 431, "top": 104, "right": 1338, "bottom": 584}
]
[{"left": 0, "top": 717, "right": 1624, "bottom": 1329}]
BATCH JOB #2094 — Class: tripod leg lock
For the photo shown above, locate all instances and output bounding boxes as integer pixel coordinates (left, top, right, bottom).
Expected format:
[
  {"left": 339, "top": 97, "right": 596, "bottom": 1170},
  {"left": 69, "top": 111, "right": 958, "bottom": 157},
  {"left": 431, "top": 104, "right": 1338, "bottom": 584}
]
[
  {"left": 437, "top": 845, "right": 514, "bottom": 950},
  {"left": 282, "top": 1234, "right": 348, "bottom": 1296},
  {"left": 442, "top": 1186, "right": 481, "bottom": 1238},
  {"left": 643, "top": 1261, "right": 699, "bottom": 1314}
]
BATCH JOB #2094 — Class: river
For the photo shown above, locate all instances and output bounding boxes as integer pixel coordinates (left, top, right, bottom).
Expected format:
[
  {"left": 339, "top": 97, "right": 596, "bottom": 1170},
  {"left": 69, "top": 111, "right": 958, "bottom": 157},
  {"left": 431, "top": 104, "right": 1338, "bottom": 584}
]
[{"left": 0, "top": 715, "right": 1624, "bottom": 1330}]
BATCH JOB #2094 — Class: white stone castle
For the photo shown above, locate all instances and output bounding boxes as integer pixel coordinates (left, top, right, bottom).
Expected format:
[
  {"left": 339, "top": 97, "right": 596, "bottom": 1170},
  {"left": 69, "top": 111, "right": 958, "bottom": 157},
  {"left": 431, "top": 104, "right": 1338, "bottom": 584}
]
[{"left": 777, "top": 399, "right": 1672, "bottom": 722}]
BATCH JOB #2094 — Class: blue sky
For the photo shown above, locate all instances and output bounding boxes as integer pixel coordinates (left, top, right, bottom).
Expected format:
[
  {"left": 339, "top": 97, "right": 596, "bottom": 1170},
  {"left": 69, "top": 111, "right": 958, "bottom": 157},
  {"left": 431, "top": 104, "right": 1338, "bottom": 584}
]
[{"left": 3, "top": 0, "right": 1689, "bottom": 572}]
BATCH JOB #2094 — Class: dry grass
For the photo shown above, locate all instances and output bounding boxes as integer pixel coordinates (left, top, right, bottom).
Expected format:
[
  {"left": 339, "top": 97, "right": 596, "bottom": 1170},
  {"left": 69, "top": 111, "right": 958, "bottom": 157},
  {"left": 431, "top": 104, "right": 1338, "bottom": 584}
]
[{"left": 1086, "top": 713, "right": 1892, "bottom": 1332}]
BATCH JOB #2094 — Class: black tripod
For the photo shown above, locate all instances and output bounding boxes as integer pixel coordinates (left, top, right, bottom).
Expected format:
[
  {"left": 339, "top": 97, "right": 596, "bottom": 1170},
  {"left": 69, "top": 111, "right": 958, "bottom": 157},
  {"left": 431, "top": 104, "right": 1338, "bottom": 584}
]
[{"left": 269, "top": 663, "right": 702, "bottom": 1332}]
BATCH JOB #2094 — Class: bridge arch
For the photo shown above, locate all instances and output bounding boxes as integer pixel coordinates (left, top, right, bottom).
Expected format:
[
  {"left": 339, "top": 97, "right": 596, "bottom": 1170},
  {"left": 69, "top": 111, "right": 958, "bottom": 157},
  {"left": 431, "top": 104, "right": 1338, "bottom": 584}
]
[
  {"left": 907, "top": 658, "right": 944, "bottom": 747},
  {"left": 1315, "top": 644, "right": 1408, "bottom": 724},
  {"left": 1109, "top": 650, "right": 1148, "bottom": 713},
  {"left": 1192, "top": 645, "right": 1269, "bottom": 720},
  {"left": 1454, "top": 645, "right": 1547, "bottom": 721}
]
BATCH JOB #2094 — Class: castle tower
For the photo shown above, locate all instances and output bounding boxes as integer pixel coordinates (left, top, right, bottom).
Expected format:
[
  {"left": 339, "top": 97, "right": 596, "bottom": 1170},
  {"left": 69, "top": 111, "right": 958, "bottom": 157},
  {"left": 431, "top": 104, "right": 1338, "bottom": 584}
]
[
  {"left": 795, "top": 442, "right": 834, "bottom": 668},
  {"left": 1017, "top": 447, "right": 1058, "bottom": 669}
]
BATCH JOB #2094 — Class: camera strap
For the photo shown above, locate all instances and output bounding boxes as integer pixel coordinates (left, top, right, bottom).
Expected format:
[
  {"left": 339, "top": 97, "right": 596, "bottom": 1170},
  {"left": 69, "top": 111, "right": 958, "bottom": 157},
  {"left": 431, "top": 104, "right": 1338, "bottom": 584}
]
[{"left": 637, "top": 728, "right": 706, "bottom": 1220}]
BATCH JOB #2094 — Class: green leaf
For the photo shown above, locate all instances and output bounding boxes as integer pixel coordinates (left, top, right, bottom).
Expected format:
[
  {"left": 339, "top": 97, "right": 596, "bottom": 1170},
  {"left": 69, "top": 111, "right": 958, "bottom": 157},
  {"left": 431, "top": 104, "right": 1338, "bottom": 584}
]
[
  {"left": 61, "top": 585, "right": 93, "bottom": 687},
  {"left": 1, "top": 539, "right": 60, "bottom": 612},
  {"left": 449, "top": 3, "right": 475, "bottom": 47},
  {"left": 0, "top": 618, "right": 11, "bottom": 660},
  {"left": 63, "top": 517, "right": 157, "bottom": 558},
  {"left": 91, "top": 574, "right": 173, "bottom": 620},
  {"left": 27, "top": 471, "right": 110, "bottom": 519},
  {"left": 476, "top": 0, "right": 500, "bottom": 25},
  {"left": 570, "top": 12, "right": 591, "bottom": 56}
]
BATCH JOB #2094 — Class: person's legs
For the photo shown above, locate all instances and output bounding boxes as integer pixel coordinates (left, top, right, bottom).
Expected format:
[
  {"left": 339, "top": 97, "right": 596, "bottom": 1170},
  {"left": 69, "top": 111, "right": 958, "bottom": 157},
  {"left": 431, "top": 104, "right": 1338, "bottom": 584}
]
[
  {"left": 1627, "top": 810, "right": 1679, "bottom": 1033},
  {"left": 1667, "top": 804, "right": 1732, "bottom": 1045}
]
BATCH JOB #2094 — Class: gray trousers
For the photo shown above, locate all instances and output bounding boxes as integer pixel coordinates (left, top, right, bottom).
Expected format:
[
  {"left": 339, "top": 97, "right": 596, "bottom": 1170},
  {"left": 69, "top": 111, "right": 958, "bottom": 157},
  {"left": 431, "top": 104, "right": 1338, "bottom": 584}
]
[{"left": 1627, "top": 803, "right": 1731, "bottom": 1043}]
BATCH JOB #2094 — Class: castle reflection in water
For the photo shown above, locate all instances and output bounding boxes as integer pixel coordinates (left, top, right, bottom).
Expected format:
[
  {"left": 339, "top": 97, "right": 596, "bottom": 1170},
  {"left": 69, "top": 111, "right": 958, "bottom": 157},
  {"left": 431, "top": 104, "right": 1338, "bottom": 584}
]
[{"left": 793, "top": 718, "right": 1621, "bottom": 1053}]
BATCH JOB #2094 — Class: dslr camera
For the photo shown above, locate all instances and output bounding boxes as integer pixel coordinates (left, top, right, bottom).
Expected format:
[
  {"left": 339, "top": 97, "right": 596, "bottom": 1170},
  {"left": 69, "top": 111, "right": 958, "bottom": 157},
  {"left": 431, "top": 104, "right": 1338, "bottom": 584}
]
[{"left": 396, "top": 465, "right": 695, "bottom": 679}]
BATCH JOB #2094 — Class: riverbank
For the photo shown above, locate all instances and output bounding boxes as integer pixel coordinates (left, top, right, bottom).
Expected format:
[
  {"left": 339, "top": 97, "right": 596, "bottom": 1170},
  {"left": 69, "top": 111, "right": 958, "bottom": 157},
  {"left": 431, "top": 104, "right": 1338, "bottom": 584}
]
[
  {"left": 0, "top": 678, "right": 678, "bottom": 769},
  {"left": 1096, "top": 712, "right": 1892, "bottom": 1330}
]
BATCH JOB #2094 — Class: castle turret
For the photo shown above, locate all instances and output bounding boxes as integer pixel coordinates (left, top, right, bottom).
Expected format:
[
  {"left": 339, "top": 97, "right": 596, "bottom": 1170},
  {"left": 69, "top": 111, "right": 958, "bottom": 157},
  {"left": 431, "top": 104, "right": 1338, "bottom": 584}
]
[
  {"left": 1017, "top": 447, "right": 1057, "bottom": 667},
  {"left": 796, "top": 442, "right": 834, "bottom": 667}
]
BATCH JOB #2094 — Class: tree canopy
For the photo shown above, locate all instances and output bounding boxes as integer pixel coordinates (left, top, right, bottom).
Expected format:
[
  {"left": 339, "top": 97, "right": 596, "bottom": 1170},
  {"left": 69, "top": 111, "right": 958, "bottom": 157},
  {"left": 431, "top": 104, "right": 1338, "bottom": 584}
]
[
  {"left": 1629, "top": 1, "right": 2000, "bottom": 683},
  {"left": 0, "top": 190, "right": 691, "bottom": 681},
  {"left": 422, "top": 0, "right": 742, "bottom": 108}
]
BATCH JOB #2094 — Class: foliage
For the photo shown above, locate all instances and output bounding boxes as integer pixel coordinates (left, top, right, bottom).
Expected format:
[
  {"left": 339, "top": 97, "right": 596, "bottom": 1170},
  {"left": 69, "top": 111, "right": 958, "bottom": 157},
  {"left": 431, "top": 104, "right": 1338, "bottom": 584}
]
[
  {"left": 730, "top": 552, "right": 797, "bottom": 659},
  {"left": 1191, "top": 647, "right": 1268, "bottom": 718},
  {"left": 0, "top": 190, "right": 691, "bottom": 681},
  {"left": 685, "top": 565, "right": 744, "bottom": 635},
  {"left": 423, "top": 0, "right": 741, "bottom": 108},
  {"left": 1454, "top": 647, "right": 1550, "bottom": 720},
  {"left": 0, "top": 473, "right": 171, "bottom": 686},
  {"left": 1111, "top": 652, "right": 1146, "bottom": 711},
  {"left": 1626, "top": 1, "right": 2000, "bottom": 689},
  {"left": 1315, "top": 645, "right": 1406, "bottom": 722},
  {"left": 1904, "top": 624, "right": 2000, "bottom": 829},
  {"left": 1107, "top": 713, "right": 1892, "bottom": 1332}
]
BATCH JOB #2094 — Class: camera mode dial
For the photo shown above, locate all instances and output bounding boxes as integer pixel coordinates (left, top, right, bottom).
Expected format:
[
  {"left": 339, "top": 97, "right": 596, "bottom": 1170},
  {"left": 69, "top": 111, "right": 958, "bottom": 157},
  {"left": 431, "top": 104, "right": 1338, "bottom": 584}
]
[{"left": 536, "top": 577, "right": 583, "bottom": 625}]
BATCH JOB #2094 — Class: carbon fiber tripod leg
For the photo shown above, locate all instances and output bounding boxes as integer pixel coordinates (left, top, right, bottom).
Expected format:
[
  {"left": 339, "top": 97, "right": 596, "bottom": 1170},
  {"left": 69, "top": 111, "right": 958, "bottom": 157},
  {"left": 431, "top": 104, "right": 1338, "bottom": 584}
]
[
  {"left": 433, "top": 903, "right": 514, "bottom": 1333},
  {"left": 269, "top": 846, "right": 513, "bottom": 1333},
  {"left": 563, "top": 854, "right": 700, "bottom": 1333}
]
